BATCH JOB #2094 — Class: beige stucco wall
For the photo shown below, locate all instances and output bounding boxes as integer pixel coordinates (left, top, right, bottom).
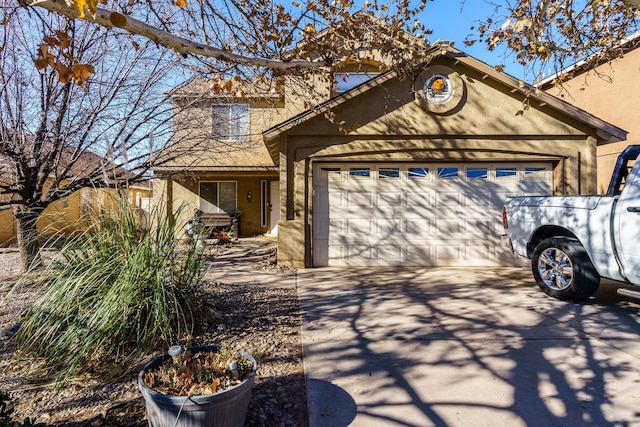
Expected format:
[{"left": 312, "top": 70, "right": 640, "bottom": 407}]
[
  {"left": 543, "top": 47, "right": 640, "bottom": 193},
  {"left": 274, "top": 58, "right": 602, "bottom": 268},
  {"left": 283, "top": 60, "right": 384, "bottom": 120},
  {"left": 167, "top": 95, "right": 285, "bottom": 170}
]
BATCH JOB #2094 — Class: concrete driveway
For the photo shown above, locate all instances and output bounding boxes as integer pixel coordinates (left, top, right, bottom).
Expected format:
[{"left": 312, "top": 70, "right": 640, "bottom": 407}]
[{"left": 295, "top": 267, "right": 640, "bottom": 427}]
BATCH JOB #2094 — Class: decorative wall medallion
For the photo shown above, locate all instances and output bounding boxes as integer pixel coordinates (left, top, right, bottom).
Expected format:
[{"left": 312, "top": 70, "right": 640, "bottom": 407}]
[
  {"left": 416, "top": 65, "right": 465, "bottom": 114},
  {"left": 424, "top": 74, "right": 452, "bottom": 104}
]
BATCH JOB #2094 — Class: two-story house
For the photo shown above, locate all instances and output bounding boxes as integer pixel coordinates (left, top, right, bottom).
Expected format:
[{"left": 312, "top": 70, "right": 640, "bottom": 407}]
[{"left": 154, "top": 40, "right": 626, "bottom": 269}]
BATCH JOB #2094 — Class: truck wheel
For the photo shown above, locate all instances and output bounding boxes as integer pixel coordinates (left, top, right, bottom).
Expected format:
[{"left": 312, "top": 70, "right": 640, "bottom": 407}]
[{"left": 531, "top": 238, "right": 600, "bottom": 301}]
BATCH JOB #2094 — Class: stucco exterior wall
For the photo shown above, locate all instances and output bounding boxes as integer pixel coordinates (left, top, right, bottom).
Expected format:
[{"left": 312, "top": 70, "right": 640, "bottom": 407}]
[
  {"left": 283, "top": 60, "right": 383, "bottom": 120},
  {"left": 543, "top": 47, "right": 640, "bottom": 193},
  {"left": 0, "top": 210, "right": 16, "bottom": 246},
  {"left": 273, "top": 59, "right": 601, "bottom": 268},
  {"left": 167, "top": 96, "right": 285, "bottom": 170}
]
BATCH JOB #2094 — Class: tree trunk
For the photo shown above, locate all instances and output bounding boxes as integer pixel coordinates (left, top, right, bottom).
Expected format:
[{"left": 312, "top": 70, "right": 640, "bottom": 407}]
[{"left": 13, "top": 205, "right": 43, "bottom": 273}]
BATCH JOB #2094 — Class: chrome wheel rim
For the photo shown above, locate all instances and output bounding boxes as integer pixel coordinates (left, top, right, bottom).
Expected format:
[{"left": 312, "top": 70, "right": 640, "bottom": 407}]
[{"left": 537, "top": 247, "right": 574, "bottom": 291}]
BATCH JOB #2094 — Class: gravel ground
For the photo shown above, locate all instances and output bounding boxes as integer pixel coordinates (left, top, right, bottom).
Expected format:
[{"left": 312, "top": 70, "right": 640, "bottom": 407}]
[{"left": 0, "top": 243, "right": 308, "bottom": 427}]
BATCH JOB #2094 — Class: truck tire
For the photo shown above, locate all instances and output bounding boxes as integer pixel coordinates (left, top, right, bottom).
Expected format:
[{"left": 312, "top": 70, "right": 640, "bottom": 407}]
[{"left": 531, "top": 238, "right": 600, "bottom": 301}]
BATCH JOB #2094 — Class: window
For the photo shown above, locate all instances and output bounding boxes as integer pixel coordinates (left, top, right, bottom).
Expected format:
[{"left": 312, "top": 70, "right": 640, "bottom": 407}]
[
  {"left": 466, "top": 167, "right": 488, "bottom": 179},
  {"left": 408, "top": 167, "right": 430, "bottom": 179},
  {"left": 424, "top": 74, "right": 453, "bottom": 104},
  {"left": 212, "top": 104, "right": 249, "bottom": 142},
  {"left": 322, "top": 167, "right": 342, "bottom": 180},
  {"left": 524, "top": 167, "right": 547, "bottom": 180},
  {"left": 261, "top": 180, "right": 268, "bottom": 227},
  {"left": 334, "top": 73, "right": 379, "bottom": 92},
  {"left": 496, "top": 167, "right": 517, "bottom": 179},
  {"left": 438, "top": 167, "right": 459, "bottom": 179},
  {"left": 379, "top": 167, "right": 400, "bottom": 179},
  {"left": 349, "top": 167, "right": 371, "bottom": 178},
  {"left": 200, "top": 181, "right": 237, "bottom": 213}
]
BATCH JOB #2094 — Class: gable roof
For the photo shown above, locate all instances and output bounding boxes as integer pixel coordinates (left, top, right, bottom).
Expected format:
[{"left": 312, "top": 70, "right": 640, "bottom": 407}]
[
  {"left": 262, "top": 47, "right": 627, "bottom": 166},
  {"left": 447, "top": 49, "right": 627, "bottom": 142}
]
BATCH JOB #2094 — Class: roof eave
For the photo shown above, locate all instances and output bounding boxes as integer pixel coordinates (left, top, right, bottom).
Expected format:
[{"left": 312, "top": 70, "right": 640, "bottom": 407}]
[{"left": 444, "top": 49, "right": 627, "bottom": 143}]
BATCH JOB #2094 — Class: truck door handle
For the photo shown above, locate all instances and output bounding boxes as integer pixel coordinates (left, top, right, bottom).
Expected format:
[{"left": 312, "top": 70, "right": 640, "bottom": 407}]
[{"left": 627, "top": 206, "right": 640, "bottom": 212}]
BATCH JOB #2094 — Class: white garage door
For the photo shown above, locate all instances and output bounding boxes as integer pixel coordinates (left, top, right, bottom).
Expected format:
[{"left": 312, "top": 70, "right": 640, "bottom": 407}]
[{"left": 312, "top": 162, "right": 552, "bottom": 267}]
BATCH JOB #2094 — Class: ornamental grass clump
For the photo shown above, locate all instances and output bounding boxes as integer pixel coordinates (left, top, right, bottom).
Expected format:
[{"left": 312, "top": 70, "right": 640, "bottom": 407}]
[{"left": 15, "top": 197, "right": 208, "bottom": 384}]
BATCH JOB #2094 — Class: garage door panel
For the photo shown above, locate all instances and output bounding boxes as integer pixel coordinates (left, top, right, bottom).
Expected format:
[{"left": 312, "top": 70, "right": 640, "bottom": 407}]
[
  {"left": 405, "top": 245, "right": 434, "bottom": 265},
  {"left": 377, "top": 192, "right": 404, "bottom": 208},
  {"left": 376, "top": 218, "right": 404, "bottom": 234},
  {"left": 434, "top": 219, "right": 464, "bottom": 236},
  {"left": 346, "top": 218, "right": 374, "bottom": 234},
  {"left": 463, "top": 219, "right": 496, "bottom": 237},
  {"left": 329, "top": 218, "right": 345, "bottom": 234},
  {"left": 406, "top": 192, "right": 436, "bottom": 209},
  {"left": 437, "top": 191, "right": 464, "bottom": 205},
  {"left": 516, "top": 180, "right": 550, "bottom": 195},
  {"left": 493, "top": 218, "right": 508, "bottom": 235},
  {"left": 346, "top": 245, "right": 374, "bottom": 261},
  {"left": 377, "top": 244, "right": 405, "bottom": 263},
  {"left": 328, "top": 191, "right": 345, "bottom": 207},
  {"left": 346, "top": 191, "right": 373, "bottom": 207},
  {"left": 464, "top": 192, "right": 505, "bottom": 212},
  {"left": 314, "top": 162, "right": 552, "bottom": 267},
  {"left": 405, "top": 219, "right": 434, "bottom": 237},
  {"left": 435, "top": 244, "right": 463, "bottom": 261},
  {"left": 465, "top": 244, "right": 495, "bottom": 264}
]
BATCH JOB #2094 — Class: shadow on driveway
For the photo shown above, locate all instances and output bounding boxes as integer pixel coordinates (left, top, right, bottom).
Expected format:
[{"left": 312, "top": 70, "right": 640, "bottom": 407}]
[{"left": 297, "top": 267, "right": 640, "bottom": 427}]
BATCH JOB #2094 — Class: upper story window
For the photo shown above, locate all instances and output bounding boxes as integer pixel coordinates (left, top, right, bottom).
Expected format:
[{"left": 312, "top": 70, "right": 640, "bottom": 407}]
[
  {"left": 334, "top": 73, "right": 379, "bottom": 92},
  {"left": 212, "top": 104, "right": 249, "bottom": 142}
]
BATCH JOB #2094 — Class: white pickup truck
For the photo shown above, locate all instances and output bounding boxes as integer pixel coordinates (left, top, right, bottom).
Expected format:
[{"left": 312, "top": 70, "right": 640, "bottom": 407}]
[{"left": 503, "top": 145, "right": 640, "bottom": 301}]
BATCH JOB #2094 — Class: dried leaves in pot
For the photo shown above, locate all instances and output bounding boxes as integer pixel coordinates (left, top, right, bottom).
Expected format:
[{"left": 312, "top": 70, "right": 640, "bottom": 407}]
[{"left": 142, "top": 348, "right": 253, "bottom": 396}]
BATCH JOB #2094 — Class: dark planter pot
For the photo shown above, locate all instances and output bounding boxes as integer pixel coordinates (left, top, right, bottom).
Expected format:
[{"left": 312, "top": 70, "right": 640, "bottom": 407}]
[{"left": 138, "top": 345, "right": 257, "bottom": 427}]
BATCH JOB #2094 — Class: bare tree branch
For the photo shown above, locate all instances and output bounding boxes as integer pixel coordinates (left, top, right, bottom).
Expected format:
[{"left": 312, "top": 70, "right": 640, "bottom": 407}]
[{"left": 30, "top": 0, "right": 331, "bottom": 69}]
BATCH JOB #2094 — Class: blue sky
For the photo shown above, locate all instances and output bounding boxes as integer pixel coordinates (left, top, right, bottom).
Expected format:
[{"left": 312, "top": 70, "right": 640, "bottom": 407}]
[{"left": 420, "top": 2, "right": 530, "bottom": 81}]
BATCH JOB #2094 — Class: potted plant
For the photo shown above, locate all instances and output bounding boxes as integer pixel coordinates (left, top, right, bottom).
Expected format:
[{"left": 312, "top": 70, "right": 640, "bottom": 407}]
[{"left": 138, "top": 344, "right": 257, "bottom": 427}]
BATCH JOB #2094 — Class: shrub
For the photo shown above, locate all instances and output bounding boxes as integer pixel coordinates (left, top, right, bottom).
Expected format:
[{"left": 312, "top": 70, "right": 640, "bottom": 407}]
[{"left": 14, "top": 198, "right": 208, "bottom": 384}]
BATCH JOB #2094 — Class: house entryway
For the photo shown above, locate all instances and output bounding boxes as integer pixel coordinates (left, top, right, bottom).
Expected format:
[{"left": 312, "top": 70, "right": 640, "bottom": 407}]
[{"left": 312, "top": 162, "right": 553, "bottom": 267}]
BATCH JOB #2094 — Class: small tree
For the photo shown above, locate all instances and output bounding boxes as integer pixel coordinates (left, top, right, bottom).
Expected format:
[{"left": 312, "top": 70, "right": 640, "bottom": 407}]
[{"left": 0, "top": 5, "right": 212, "bottom": 272}]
